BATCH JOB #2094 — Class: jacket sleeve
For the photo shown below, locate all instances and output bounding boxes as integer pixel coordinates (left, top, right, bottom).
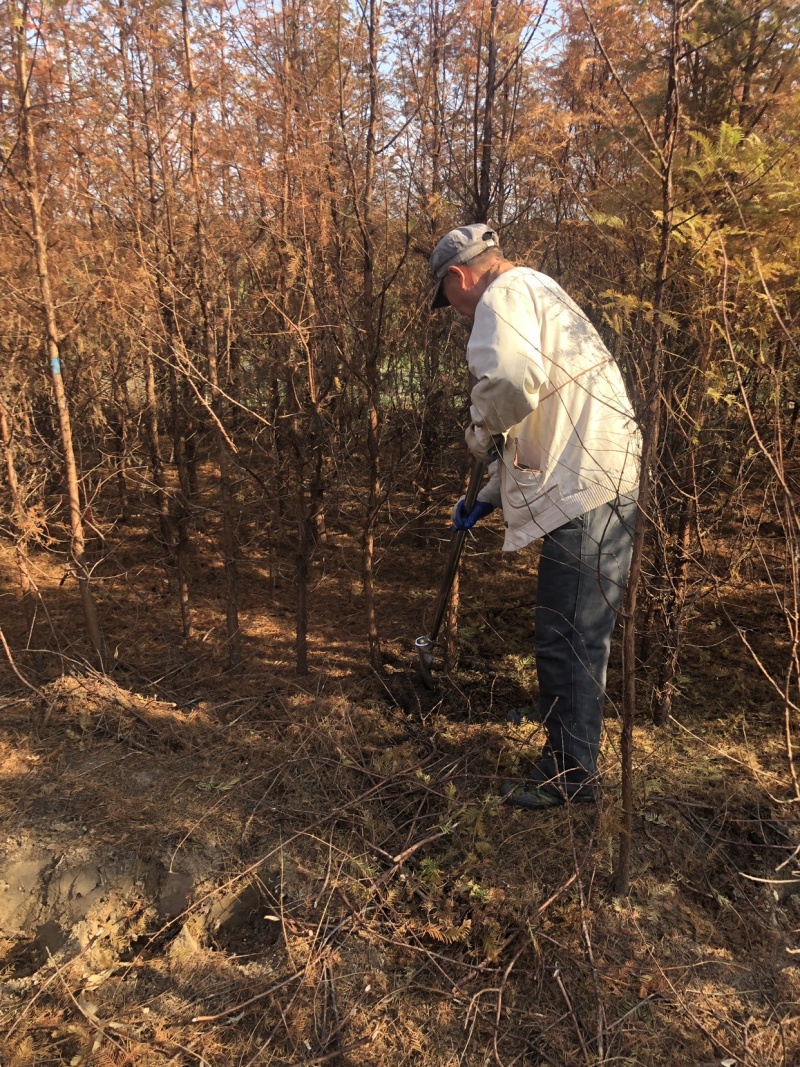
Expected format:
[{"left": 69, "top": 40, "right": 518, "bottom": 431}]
[{"left": 467, "top": 283, "right": 547, "bottom": 438}]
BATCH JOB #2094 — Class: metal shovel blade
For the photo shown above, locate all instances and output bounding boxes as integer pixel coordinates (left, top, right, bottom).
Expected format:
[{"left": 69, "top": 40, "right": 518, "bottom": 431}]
[
  {"left": 413, "top": 456, "right": 486, "bottom": 690},
  {"left": 414, "top": 635, "right": 435, "bottom": 689}
]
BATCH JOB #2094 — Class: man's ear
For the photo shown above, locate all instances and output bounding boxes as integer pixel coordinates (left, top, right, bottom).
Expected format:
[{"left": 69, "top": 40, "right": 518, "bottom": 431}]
[{"left": 448, "top": 264, "right": 469, "bottom": 291}]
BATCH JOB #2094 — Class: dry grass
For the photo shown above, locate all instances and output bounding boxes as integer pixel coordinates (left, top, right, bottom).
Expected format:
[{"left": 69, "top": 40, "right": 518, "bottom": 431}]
[{"left": 0, "top": 481, "right": 799, "bottom": 1066}]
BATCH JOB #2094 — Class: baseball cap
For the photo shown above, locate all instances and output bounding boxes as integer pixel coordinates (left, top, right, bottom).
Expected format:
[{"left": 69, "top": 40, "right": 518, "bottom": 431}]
[{"left": 429, "top": 224, "right": 501, "bottom": 308}]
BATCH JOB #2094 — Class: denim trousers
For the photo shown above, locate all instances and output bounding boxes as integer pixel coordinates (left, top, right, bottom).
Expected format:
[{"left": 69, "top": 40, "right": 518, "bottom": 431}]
[{"left": 535, "top": 495, "right": 638, "bottom": 783}]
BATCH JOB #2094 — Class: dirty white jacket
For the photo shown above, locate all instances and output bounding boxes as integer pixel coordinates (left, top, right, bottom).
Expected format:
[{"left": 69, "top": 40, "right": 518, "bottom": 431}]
[{"left": 467, "top": 266, "right": 641, "bottom": 551}]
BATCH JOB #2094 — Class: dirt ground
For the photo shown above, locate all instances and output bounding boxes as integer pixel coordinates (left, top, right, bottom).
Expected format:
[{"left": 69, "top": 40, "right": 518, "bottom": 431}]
[{"left": 1, "top": 481, "right": 799, "bottom": 1067}]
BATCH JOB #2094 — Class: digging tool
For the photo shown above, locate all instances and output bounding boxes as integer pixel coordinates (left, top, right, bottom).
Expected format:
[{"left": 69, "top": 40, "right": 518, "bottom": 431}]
[{"left": 415, "top": 454, "right": 486, "bottom": 688}]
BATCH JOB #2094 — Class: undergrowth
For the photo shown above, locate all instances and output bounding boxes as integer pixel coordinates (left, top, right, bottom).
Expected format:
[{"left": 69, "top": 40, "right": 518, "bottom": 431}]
[{"left": 0, "top": 662, "right": 798, "bottom": 1066}]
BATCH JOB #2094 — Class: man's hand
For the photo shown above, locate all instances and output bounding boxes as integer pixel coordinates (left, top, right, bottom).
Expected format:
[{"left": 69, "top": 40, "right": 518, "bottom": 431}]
[
  {"left": 465, "top": 423, "right": 494, "bottom": 462},
  {"left": 466, "top": 424, "right": 505, "bottom": 462},
  {"left": 452, "top": 497, "right": 495, "bottom": 531}
]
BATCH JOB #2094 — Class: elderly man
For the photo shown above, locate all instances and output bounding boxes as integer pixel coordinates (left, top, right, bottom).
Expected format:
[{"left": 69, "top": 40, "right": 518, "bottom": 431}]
[{"left": 430, "top": 224, "right": 641, "bottom": 809}]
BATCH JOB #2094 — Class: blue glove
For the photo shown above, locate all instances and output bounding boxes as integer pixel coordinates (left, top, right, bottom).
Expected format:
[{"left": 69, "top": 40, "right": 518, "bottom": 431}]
[{"left": 452, "top": 497, "right": 495, "bottom": 531}]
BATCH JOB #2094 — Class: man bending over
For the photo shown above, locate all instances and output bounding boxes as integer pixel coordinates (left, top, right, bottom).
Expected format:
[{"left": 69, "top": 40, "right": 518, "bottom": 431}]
[{"left": 429, "top": 224, "right": 641, "bottom": 809}]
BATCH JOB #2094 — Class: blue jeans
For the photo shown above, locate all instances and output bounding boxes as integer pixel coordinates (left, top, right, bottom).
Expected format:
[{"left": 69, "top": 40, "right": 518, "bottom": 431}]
[{"left": 534, "top": 495, "right": 638, "bottom": 787}]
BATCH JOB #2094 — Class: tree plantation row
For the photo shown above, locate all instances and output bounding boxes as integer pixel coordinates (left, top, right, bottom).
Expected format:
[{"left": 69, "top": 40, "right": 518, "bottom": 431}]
[{"left": 2, "top": 0, "right": 799, "bottom": 794}]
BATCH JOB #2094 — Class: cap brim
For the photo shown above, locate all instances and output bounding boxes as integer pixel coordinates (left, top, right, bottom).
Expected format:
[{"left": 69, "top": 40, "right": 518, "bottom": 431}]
[{"left": 431, "top": 276, "right": 450, "bottom": 309}]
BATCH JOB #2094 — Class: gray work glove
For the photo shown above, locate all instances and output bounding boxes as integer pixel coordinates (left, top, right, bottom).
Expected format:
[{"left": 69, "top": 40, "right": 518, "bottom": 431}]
[{"left": 465, "top": 424, "right": 505, "bottom": 462}]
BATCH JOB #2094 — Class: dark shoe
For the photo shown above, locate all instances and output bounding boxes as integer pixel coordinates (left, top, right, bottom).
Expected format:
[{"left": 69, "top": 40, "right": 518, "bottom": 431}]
[
  {"left": 502, "top": 749, "right": 599, "bottom": 809},
  {"left": 500, "top": 780, "right": 564, "bottom": 809},
  {"left": 532, "top": 748, "right": 599, "bottom": 801},
  {"left": 501, "top": 779, "right": 597, "bottom": 809}
]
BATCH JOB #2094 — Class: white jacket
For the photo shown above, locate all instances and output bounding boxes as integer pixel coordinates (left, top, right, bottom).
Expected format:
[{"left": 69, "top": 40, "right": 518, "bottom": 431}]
[{"left": 466, "top": 266, "right": 641, "bottom": 551}]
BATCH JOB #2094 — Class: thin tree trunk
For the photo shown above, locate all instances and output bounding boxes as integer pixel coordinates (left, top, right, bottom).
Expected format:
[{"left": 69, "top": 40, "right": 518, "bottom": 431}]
[
  {"left": 136, "top": 18, "right": 196, "bottom": 640},
  {"left": 654, "top": 340, "right": 713, "bottom": 724},
  {"left": 145, "top": 350, "right": 192, "bottom": 640},
  {"left": 418, "top": 1, "right": 446, "bottom": 528},
  {"left": 126, "top": 11, "right": 193, "bottom": 639},
  {"left": 168, "top": 363, "right": 193, "bottom": 640},
  {"left": 111, "top": 351, "right": 131, "bottom": 521},
  {"left": 476, "top": 0, "right": 498, "bottom": 222},
  {"left": 144, "top": 352, "right": 170, "bottom": 540},
  {"left": 654, "top": 488, "right": 695, "bottom": 723},
  {"left": 1, "top": 401, "right": 38, "bottom": 638},
  {"left": 182, "top": 0, "right": 242, "bottom": 672},
  {"left": 279, "top": 3, "right": 314, "bottom": 675},
  {"left": 293, "top": 432, "right": 310, "bottom": 677},
  {"left": 360, "top": 0, "right": 386, "bottom": 670},
  {"left": 738, "top": 9, "right": 761, "bottom": 128},
  {"left": 12, "top": 0, "right": 105, "bottom": 668},
  {"left": 614, "top": 0, "right": 683, "bottom": 896}
]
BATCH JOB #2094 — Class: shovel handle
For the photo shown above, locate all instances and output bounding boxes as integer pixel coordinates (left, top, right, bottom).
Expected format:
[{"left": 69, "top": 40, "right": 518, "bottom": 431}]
[{"left": 426, "top": 454, "right": 486, "bottom": 646}]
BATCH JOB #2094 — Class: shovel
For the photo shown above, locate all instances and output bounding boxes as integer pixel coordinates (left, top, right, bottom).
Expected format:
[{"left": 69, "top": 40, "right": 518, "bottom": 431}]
[{"left": 415, "top": 454, "right": 486, "bottom": 688}]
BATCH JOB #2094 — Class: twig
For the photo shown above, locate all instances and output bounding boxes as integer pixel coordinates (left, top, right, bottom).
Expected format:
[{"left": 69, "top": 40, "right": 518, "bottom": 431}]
[
  {"left": 191, "top": 970, "right": 304, "bottom": 1023},
  {"left": 776, "top": 840, "right": 800, "bottom": 873},
  {"left": 536, "top": 872, "right": 578, "bottom": 916},
  {"left": 737, "top": 872, "right": 800, "bottom": 885},
  {"left": 453, "top": 930, "right": 524, "bottom": 995},
  {"left": 603, "top": 994, "right": 659, "bottom": 1034},
  {"left": 571, "top": 825, "right": 605, "bottom": 1065},
  {"left": 494, "top": 946, "right": 525, "bottom": 1067},
  {"left": 463, "top": 987, "right": 499, "bottom": 1061},
  {"left": 50, "top": 959, "right": 129, "bottom": 1058},
  {"left": 553, "top": 967, "right": 591, "bottom": 1065},
  {"left": 0, "top": 625, "right": 42, "bottom": 695},
  {"left": 374, "top": 824, "right": 458, "bottom": 884},
  {"left": 290, "top": 1032, "right": 376, "bottom": 1067}
]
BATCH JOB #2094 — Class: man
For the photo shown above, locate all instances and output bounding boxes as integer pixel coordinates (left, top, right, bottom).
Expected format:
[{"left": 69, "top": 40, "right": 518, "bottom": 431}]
[{"left": 429, "top": 224, "right": 641, "bottom": 809}]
